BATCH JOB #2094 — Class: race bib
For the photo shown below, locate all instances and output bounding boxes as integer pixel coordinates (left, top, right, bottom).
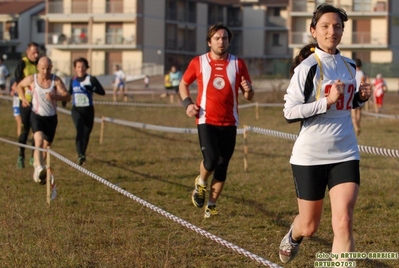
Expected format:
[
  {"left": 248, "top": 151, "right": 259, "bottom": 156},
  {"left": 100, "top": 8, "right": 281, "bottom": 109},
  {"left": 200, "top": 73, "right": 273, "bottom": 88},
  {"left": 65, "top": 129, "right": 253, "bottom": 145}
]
[{"left": 74, "top": 93, "right": 90, "bottom": 107}]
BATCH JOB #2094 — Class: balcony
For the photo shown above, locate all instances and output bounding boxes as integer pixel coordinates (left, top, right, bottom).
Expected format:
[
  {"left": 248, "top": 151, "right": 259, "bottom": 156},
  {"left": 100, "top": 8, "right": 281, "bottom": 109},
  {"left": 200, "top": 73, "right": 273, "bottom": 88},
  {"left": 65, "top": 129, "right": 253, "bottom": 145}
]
[
  {"left": 47, "top": 32, "right": 136, "bottom": 49},
  {"left": 0, "top": 30, "right": 20, "bottom": 46},
  {"left": 47, "top": 2, "right": 136, "bottom": 14},
  {"left": 291, "top": 0, "right": 388, "bottom": 14},
  {"left": 46, "top": 2, "right": 136, "bottom": 22},
  {"left": 266, "top": 17, "right": 287, "bottom": 29},
  {"left": 290, "top": 31, "right": 388, "bottom": 49}
]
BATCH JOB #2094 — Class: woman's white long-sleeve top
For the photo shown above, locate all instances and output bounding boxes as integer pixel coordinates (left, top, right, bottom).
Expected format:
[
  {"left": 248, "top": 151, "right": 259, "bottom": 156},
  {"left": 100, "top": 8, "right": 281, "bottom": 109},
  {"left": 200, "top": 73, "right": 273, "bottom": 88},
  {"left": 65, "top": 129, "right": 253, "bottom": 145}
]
[{"left": 284, "top": 47, "right": 365, "bottom": 166}]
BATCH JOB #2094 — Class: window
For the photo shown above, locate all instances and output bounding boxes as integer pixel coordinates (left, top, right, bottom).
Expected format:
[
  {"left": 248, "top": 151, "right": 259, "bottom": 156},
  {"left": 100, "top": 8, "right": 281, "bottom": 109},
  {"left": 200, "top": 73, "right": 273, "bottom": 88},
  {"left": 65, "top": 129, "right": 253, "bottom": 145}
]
[
  {"left": 165, "top": 24, "right": 177, "bottom": 49},
  {"left": 374, "top": 1, "right": 386, "bottom": 11},
  {"left": 273, "top": 7, "right": 280, "bottom": 17},
  {"left": 208, "top": 4, "right": 224, "bottom": 25},
  {"left": 106, "top": 23, "right": 123, "bottom": 44},
  {"left": 229, "top": 30, "right": 242, "bottom": 55},
  {"left": 353, "top": 0, "right": 371, "bottom": 12},
  {"left": 316, "top": 0, "right": 333, "bottom": 6},
  {"left": 36, "top": 19, "right": 45, "bottom": 33},
  {"left": 166, "top": 0, "right": 177, "bottom": 20},
  {"left": 227, "top": 7, "right": 242, "bottom": 27},
  {"left": 72, "top": 23, "right": 88, "bottom": 44},
  {"left": 272, "top": 33, "right": 280, "bottom": 46},
  {"left": 187, "top": 1, "right": 196, "bottom": 23},
  {"left": 106, "top": 0, "right": 123, "bottom": 13},
  {"left": 6, "top": 21, "right": 18, "bottom": 39}
]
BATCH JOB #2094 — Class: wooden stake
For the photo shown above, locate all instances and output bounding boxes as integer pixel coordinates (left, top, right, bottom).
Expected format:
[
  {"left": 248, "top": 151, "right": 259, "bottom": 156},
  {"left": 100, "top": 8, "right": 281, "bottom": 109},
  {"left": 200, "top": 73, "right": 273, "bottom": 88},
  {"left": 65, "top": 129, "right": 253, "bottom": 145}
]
[
  {"left": 243, "top": 125, "right": 248, "bottom": 172},
  {"left": 100, "top": 116, "right": 105, "bottom": 144},
  {"left": 46, "top": 146, "right": 51, "bottom": 205},
  {"left": 256, "top": 102, "right": 259, "bottom": 120}
]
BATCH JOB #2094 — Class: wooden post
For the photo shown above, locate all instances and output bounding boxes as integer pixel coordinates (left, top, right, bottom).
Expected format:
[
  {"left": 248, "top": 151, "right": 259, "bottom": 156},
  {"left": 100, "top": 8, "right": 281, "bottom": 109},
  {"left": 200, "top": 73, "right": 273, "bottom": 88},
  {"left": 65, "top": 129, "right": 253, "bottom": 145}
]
[
  {"left": 46, "top": 146, "right": 51, "bottom": 205},
  {"left": 256, "top": 102, "right": 259, "bottom": 120},
  {"left": 100, "top": 116, "right": 105, "bottom": 144},
  {"left": 243, "top": 125, "right": 248, "bottom": 172}
]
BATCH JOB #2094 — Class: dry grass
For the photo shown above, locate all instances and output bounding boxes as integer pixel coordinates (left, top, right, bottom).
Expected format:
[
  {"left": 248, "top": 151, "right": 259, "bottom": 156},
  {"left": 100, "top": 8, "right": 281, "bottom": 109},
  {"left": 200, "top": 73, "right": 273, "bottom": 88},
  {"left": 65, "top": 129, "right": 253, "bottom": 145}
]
[{"left": 0, "top": 90, "right": 398, "bottom": 268}]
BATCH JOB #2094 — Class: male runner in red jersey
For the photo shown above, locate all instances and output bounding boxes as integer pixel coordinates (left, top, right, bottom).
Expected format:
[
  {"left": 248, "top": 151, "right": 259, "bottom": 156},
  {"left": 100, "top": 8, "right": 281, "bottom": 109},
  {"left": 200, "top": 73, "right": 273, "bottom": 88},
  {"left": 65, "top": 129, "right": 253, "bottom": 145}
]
[{"left": 179, "top": 22, "right": 254, "bottom": 218}]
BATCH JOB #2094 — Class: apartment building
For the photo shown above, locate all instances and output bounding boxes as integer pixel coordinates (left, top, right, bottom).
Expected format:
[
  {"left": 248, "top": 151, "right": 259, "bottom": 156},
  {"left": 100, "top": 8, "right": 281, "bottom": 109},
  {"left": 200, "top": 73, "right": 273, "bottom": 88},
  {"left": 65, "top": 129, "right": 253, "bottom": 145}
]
[
  {"left": 289, "top": 0, "right": 399, "bottom": 76},
  {"left": 44, "top": 0, "right": 291, "bottom": 77},
  {"left": 44, "top": 0, "right": 398, "bottom": 78},
  {"left": 0, "top": 0, "right": 45, "bottom": 59},
  {"left": 45, "top": 0, "right": 141, "bottom": 77},
  {"left": 164, "top": 0, "right": 291, "bottom": 76}
]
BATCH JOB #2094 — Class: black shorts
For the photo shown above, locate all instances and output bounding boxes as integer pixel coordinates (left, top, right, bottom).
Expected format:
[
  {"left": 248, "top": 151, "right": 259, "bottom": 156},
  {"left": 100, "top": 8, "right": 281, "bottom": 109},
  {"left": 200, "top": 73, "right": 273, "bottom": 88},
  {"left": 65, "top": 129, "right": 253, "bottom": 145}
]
[
  {"left": 197, "top": 124, "right": 236, "bottom": 181},
  {"left": 292, "top": 160, "right": 360, "bottom": 201},
  {"left": 171, "top": 85, "right": 179, "bottom": 94},
  {"left": 30, "top": 113, "right": 58, "bottom": 143}
]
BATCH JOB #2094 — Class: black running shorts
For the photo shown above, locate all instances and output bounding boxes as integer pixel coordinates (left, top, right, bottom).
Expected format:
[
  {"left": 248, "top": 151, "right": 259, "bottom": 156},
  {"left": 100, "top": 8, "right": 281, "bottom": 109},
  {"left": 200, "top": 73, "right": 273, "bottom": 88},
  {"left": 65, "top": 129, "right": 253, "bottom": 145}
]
[
  {"left": 30, "top": 113, "right": 58, "bottom": 143},
  {"left": 291, "top": 160, "right": 360, "bottom": 201}
]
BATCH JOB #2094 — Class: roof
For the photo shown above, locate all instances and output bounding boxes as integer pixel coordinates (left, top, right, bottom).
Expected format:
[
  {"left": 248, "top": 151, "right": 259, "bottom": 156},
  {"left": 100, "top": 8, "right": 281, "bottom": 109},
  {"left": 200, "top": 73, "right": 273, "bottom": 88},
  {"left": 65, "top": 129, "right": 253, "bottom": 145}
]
[{"left": 0, "top": 1, "right": 44, "bottom": 15}]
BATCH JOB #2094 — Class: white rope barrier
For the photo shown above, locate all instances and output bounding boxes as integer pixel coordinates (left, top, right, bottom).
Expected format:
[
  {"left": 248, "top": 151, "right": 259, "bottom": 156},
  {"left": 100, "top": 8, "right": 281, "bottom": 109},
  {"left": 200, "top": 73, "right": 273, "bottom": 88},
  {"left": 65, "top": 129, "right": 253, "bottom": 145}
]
[
  {"left": 93, "top": 100, "right": 181, "bottom": 107},
  {"left": 58, "top": 107, "right": 399, "bottom": 158},
  {"left": 362, "top": 111, "right": 399, "bottom": 119},
  {"left": 0, "top": 135, "right": 281, "bottom": 267},
  {"left": 245, "top": 126, "right": 298, "bottom": 141},
  {"left": 0, "top": 137, "right": 46, "bottom": 152},
  {"left": 48, "top": 149, "right": 282, "bottom": 268},
  {"left": 1, "top": 96, "right": 397, "bottom": 266},
  {"left": 243, "top": 126, "right": 399, "bottom": 158}
]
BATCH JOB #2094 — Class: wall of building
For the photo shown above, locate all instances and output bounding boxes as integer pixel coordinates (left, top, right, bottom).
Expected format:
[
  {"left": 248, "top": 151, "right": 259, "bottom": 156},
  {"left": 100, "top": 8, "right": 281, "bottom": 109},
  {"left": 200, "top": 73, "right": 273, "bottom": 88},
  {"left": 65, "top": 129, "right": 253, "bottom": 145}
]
[
  {"left": 196, "top": 3, "right": 208, "bottom": 55},
  {"left": 92, "top": 23, "right": 105, "bottom": 45},
  {"left": 242, "top": 6, "right": 265, "bottom": 58},
  {"left": 17, "top": 2, "right": 46, "bottom": 52},
  {"left": 142, "top": 0, "right": 164, "bottom": 67}
]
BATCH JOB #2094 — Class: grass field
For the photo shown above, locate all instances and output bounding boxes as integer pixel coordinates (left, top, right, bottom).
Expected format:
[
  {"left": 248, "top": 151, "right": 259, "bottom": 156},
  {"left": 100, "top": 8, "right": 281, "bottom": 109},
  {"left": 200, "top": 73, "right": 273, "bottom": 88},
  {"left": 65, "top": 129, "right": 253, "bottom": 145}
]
[{"left": 0, "top": 89, "right": 398, "bottom": 268}]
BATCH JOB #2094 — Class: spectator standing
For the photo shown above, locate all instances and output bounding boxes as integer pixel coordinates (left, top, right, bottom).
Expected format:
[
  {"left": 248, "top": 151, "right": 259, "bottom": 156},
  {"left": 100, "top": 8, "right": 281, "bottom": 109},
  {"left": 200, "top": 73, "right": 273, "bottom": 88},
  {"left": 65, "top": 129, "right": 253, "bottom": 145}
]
[
  {"left": 112, "top": 64, "right": 127, "bottom": 102},
  {"left": 144, "top": 75, "right": 149, "bottom": 89},
  {"left": 0, "top": 57, "right": 10, "bottom": 95},
  {"left": 17, "top": 56, "right": 71, "bottom": 184},
  {"left": 69, "top": 57, "right": 105, "bottom": 165},
  {"left": 280, "top": 4, "right": 371, "bottom": 264},
  {"left": 10, "top": 78, "right": 22, "bottom": 137},
  {"left": 15, "top": 42, "right": 40, "bottom": 169},
  {"left": 169, "top": 66, "right": 182, "bottom": 103},
  {"left": 179, "top": 22, "right": 254, "bottom": 218},
  {"left": 162, "top": 70, "right": 174, "bottom": 102},
  {"left": 372, "top": 73, "right": 387, "bottom": 113},
  {"left": 351, "top": 58, "right": 367, "bottom": 135}
]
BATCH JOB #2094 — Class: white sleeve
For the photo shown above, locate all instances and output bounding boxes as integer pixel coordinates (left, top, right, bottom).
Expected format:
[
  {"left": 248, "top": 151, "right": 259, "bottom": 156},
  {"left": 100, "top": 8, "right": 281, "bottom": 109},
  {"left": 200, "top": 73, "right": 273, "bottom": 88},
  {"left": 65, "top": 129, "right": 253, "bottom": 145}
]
[{"left": 283, "top": 66, "right": 328, "bottom": 122}]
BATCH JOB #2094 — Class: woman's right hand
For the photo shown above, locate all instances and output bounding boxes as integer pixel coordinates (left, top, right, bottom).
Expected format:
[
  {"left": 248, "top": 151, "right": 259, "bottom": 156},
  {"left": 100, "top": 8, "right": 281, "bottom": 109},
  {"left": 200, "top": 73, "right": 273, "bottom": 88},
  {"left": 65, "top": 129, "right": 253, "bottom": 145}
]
[{"left": 326, "top": 79, "right": 345, "bottom": 106}]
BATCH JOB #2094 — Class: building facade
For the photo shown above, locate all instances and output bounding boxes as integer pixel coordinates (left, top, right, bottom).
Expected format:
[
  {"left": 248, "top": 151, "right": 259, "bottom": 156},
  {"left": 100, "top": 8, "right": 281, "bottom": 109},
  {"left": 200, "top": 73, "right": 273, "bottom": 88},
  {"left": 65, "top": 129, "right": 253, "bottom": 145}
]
[
  {"left": 0, "top": 1, "right": 45, "bottom": 59},
  {"left": 44, "top": 0, "right": 291, "bottom": 77},
  {"left": 43, "top": 0, "right": 398, "bottom": 78},
  {"left": 289, "top": 0, "right": 398, "bottom": 77}
]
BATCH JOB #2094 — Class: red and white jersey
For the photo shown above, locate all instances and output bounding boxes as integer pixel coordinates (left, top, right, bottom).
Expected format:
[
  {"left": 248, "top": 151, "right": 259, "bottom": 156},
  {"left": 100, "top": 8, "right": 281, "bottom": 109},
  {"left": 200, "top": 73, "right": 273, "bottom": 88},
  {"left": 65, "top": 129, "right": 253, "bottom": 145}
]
[
  {"left": 183, "top": 52, "right": 251, "bottom": 126},
  {"left": 372, "top": 78, "right": 386, "bottom": 98}
]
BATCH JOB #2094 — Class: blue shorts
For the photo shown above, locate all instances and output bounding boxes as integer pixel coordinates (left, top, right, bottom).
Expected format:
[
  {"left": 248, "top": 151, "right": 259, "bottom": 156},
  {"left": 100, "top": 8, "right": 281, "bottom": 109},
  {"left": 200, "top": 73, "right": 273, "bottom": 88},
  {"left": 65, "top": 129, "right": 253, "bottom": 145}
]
[
  {"left": 13, "top": 107, "right": 20, "bottom": 116},
  {"left": 115, "top": 81, "right": 125, "bottom": 88},
  {"left": 12, "top": 96, "right": 20, "bottom": 116}
]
